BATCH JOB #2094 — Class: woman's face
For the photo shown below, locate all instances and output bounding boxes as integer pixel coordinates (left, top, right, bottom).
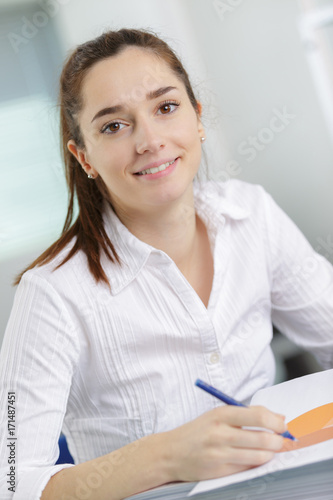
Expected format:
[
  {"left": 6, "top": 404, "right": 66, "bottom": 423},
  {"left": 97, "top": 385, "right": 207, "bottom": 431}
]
[{"left": 68, "top": 47, "right": 205, "bottom": 218}]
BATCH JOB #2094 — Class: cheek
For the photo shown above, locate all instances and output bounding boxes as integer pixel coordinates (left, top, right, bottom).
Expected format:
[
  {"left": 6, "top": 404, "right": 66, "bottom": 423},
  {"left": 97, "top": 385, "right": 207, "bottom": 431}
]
[
  {"left": 182, "top": 123, "right": 202, "bottom": 154},
  {"left": 173, "top": 119, "right": 200, "bottom": 148},
  {"left": 93, "top": 144, "right": 127, "bottom": 176},
  {"left": 183, "top": 113, "right": 201, "bottom": 139}
]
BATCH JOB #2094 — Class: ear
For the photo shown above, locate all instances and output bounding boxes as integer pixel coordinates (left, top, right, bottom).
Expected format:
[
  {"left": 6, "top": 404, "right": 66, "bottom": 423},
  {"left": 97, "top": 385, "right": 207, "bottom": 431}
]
[
  {"left": 196, "top": 101, "right": 205, "bottom": 139},
  {"left": 67, "top": 140, "right": 99, "bottom": 179}
]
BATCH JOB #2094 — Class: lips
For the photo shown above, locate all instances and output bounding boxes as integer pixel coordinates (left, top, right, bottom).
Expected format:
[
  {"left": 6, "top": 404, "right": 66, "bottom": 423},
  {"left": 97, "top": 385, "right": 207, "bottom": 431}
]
[{"left": 134, "top": 157, "right": 179, "bottom": 176}]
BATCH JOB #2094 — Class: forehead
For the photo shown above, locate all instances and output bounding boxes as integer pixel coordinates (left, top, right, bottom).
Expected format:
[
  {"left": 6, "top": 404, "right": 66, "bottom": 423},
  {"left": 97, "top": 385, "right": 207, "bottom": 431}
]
[{"left": 81, "top": 47, "right": 182, "bottom": 111}]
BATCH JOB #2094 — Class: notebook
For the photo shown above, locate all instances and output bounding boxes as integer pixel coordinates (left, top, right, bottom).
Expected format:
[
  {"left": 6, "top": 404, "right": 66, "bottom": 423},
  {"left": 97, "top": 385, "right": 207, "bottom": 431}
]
[{"left": 126, "top": 369, "right": 333, "bottom": 500}]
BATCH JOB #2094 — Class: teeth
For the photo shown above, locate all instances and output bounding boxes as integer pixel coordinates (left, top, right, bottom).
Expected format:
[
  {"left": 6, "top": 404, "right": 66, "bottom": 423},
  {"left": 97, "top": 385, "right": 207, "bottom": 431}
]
[{"left": 138, "top": 159, "right": 176, "bottom": 175}]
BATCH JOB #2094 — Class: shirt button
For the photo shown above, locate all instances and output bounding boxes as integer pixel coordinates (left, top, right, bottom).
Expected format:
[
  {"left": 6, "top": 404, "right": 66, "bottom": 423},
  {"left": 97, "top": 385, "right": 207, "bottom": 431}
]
[{"left": 210, "top": 352, "right": 220, "bottom": 364}]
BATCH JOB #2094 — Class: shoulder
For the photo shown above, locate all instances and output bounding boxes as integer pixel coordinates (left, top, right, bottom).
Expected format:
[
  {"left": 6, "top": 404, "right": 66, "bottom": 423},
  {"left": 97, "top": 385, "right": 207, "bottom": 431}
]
[
  {"left": 20, "top": 238, "right": 93, "bottom": 294},
  {"left": 195, "top": 179, "right": 272, "bottom": 218},
  {"left": 208, "top": 178, "right": 268, "bottom": 200}
]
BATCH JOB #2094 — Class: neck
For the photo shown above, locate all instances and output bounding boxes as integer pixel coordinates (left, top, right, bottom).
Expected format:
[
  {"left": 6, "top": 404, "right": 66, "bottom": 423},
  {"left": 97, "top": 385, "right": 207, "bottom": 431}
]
[{"left": 114, "top": 187, "right": 198, "bottom": 270}]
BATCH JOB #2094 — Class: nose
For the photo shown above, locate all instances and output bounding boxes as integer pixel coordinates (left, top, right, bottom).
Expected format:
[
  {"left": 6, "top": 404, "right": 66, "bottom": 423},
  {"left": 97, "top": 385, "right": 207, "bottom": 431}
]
[{"left": 135, "top": 119, "right": 165, "bottom": 155}]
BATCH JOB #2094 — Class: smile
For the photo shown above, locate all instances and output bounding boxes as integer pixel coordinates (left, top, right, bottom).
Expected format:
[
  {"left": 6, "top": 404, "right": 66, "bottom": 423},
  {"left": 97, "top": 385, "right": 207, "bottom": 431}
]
[{"left": 136, "top": 159, "right": 177, "bottom": 175}]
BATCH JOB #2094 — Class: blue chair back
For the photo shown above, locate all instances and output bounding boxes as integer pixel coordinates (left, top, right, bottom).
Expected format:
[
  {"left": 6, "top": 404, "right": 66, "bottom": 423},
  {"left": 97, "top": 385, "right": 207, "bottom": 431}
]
[{"left": 55, "top": 434, "right": 74, "bottom": 464}]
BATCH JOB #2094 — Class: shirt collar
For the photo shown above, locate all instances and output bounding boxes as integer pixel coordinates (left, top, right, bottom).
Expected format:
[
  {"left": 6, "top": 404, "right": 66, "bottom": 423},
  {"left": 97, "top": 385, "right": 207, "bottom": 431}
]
[
  {"left": 193, "top": 181, "right": 250, "bottom": 222},
  {"left": 102, "top": 203, "right": 153, "bottom": 294},
  {"left": 102, "top": 181, "right": 250, "bottom": 294}
]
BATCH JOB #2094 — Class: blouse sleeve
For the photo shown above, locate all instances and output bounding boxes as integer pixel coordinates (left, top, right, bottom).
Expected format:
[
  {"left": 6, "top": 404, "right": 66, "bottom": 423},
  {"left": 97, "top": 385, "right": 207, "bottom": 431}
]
[
  {"left": 0, "top": 270, "right": 80, "bottom": 500},
  {"left": 262, "top": 189, "right": 333, "bottom": 369}
]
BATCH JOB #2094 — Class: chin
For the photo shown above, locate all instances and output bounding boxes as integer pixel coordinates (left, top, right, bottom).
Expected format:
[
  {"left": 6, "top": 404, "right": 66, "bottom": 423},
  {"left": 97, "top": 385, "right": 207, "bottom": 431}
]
[{"left": 151, "top": 181, "right": 193, "bottom": 208}]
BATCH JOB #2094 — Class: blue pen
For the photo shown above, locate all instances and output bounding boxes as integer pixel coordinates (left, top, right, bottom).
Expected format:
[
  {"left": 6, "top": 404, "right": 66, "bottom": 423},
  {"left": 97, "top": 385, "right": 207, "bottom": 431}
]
[{"left": 195, "top": 379, "right": 297, "bottom": 441}]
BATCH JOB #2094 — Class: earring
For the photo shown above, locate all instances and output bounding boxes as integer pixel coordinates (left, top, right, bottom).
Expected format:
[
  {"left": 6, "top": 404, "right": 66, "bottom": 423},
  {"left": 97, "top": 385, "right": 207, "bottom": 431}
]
[
  {"left": 200, "top": 137, "right": 206, "bottom": 142},
  {"left": 87, "top": 174, "right": 93, "bottom": 179}
]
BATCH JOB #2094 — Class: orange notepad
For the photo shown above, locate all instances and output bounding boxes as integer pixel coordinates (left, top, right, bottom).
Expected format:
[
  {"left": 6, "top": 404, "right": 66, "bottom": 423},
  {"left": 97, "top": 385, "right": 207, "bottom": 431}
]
[{"left": 280, "top": 402, "right": 333, "bottom": 451}]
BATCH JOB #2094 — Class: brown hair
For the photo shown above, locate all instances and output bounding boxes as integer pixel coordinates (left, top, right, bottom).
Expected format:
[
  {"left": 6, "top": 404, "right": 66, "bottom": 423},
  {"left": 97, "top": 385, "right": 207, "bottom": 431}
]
[{"left": 14, "top": 28, "right": 200, "bottom": 286}]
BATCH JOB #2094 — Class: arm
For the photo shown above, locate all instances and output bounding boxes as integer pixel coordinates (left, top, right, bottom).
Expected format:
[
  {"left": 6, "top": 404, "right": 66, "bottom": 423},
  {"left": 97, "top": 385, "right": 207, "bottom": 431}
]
[
  {"left": 0, "top": 271, "right": 79, "bottom": 500},
  {"left": 262, "top": 189, "right": 333, "bottom": 368},
  {"left": 41, "top": 405, "right": 286, "bottom": 500}
]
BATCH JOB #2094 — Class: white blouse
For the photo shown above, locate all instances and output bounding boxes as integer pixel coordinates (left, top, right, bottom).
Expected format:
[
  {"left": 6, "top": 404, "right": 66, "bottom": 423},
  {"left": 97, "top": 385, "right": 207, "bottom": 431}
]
[{"left": 1, "top": 179, "right": 332, "bottom": 500}]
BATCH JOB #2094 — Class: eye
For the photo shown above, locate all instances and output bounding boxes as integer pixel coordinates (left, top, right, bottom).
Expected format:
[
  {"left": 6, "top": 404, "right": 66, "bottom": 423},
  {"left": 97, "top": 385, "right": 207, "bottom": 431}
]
[
  {"left": 101, "top": 121, "right": 126, "bottom": 135},
  {"left": 158, "top": 101, "right": 180, "bottom": 115}
]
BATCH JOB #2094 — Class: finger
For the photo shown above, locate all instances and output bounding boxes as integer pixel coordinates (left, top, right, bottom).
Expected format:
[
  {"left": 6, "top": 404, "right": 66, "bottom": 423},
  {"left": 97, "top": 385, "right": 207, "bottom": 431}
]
[
  {"left": 213, "top": 405, "right": 287, "bottom": 434},
  {"left": 220, "top": 426, "right": 284, "bottom": 452},
  {"left": 249, "top": 406, "right": 287, "bottom": 434},
  {"left": 226, "top": 446, "right": 276, "bottom": 466}
]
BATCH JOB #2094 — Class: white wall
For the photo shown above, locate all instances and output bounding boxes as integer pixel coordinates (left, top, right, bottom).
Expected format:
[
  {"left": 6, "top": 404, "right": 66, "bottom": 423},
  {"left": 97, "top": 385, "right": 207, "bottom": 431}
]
[{"left": 184, "top": 0, "right": 333, "bottom": 255}]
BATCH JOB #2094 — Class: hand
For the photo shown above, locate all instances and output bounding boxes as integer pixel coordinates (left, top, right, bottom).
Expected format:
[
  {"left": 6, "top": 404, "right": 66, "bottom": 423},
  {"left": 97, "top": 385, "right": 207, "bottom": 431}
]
[{"left": 164, "top": 405, "right": 286, "bottom": 482}]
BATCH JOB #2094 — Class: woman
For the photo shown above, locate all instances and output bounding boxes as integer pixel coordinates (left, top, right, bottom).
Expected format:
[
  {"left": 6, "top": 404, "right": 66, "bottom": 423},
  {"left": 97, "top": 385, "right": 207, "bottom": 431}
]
[{"left": 0, "top": 28, "right": 332, "bottom": 500}]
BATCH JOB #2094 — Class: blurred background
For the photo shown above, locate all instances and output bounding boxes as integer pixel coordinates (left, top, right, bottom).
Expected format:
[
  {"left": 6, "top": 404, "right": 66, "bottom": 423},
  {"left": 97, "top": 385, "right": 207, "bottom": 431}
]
[{"left": 1, "top": 0, "right": 333, "bottom": 382}]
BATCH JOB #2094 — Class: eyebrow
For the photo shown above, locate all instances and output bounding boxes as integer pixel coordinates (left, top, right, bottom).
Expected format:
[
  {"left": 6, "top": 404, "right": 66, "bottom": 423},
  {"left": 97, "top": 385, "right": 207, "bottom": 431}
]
[{"left": 91, "top": 86, "right": 178, "bottom": 123}]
